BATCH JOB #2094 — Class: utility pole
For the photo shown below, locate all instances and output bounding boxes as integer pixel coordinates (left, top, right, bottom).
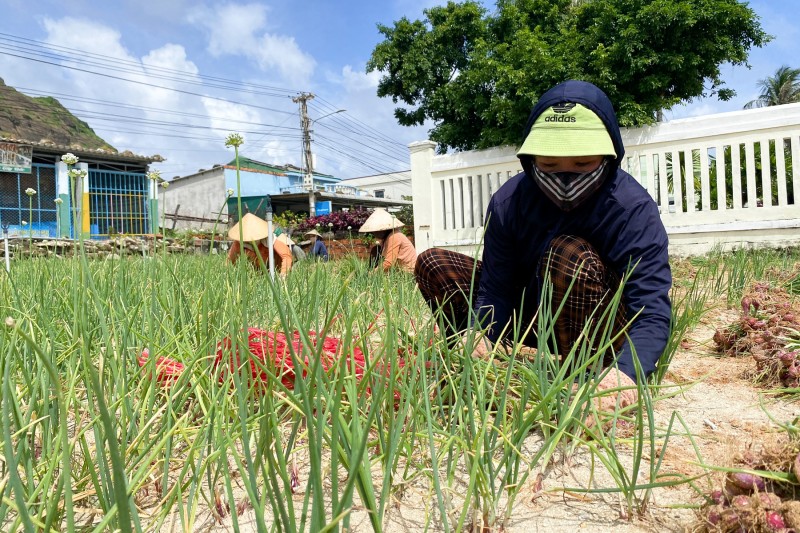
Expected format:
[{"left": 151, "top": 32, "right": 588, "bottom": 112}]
[{"left": 292, "top": 92, "right": 316, "bottom": 217}]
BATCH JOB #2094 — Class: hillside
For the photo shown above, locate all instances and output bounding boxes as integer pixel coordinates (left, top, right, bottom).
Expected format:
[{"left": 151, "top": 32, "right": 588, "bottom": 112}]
[{"left": 0, "top": 77, "right": 116, "bottom": 152}]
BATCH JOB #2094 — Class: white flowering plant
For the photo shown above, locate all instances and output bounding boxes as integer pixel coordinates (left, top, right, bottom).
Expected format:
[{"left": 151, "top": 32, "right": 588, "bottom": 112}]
[
  {"left": 61, "top": 153, "right": 79, "bottom": 166},
  {"left": 68, "top": 168, "right": 87, "bottom": 180}
]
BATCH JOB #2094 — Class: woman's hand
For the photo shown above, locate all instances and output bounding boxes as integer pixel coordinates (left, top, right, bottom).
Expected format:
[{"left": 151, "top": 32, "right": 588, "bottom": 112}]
[{"left": 585, "top": 370, "right": 638, "bottom": 429}]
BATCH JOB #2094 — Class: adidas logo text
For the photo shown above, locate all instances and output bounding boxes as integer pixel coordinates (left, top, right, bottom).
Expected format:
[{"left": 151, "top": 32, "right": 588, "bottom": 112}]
[{"left": 544, "top": 115, "right": 577, "bottom": 122}]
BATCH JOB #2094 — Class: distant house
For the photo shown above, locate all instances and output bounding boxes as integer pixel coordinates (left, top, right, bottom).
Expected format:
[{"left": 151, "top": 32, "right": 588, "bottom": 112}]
[
  {"left": 161, "top": 157, "right": 412, "bottom": 230},
  {"left": 0, "top": 138, "right": 162, "bottom": 238},
  {"left": 339, "top": 170, "right": 411, "bottom": 200}
]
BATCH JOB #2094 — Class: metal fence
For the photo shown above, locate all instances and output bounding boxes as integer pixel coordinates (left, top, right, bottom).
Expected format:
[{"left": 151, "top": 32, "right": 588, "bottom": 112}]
[
  {"left": 0, "top": 163, "right": 58, "bottom": 236},
  {"left": 89, "top": 169, "right": 150, "bottom": 236},
  {"left": 410, "top": 103, "right": 800, "bottom": 257}
]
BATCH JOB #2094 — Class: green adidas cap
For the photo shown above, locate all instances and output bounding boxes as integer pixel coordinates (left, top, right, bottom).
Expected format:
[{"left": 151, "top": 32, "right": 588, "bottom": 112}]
[{"left": 517, "top": 102, "right": 617, "bottom": 158}]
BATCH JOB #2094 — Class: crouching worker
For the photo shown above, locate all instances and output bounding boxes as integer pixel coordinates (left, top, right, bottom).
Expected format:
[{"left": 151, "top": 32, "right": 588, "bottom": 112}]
[
  {"left": 277, "top": 233, "right": 306, "bottom": 262},
  {"left": 227, "top": 213, "right": 293, "bottom": 276},
  {"left": 414, "top": 80, "right": 672, "bottom": 422},
  {"left": 359, "top": 208, "right": 417, "bottom": 273},
  {"left": 305, "top": 229, "right": 329, "bottom": 261}
]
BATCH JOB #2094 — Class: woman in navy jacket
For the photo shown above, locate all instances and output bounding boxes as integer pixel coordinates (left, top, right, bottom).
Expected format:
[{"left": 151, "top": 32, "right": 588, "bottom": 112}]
[{"left": 416, "top": 80, "right": 672, "bottom": 410}]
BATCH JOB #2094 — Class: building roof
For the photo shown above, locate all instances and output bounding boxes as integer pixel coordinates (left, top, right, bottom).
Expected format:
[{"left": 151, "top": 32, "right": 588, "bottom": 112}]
[
  {"left": 1, "top": 137, "right": 164, "bottom": 164},
  {"left": 225, "top": 157, "right": 337, "bottom": 181},
  {"left": 228, "top": 157, "right": 288, "bottom": 175},
  {"left": 169, "top": 162, "right": 289, "bottom": 184}
]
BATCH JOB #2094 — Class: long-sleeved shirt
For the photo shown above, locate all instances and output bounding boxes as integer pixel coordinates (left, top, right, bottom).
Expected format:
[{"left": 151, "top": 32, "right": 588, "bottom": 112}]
[
  {"left": 476, "top": 80, "right": 672, "bottom": 383},
  {"left": 310, "top": 239, "right": 329, "bottom": 261},
  {"left": 381, "top": 231, "right": 417, "bottom": 273},
  {"left": 227, "top": 239, "right": 292, "bottom": 275}
]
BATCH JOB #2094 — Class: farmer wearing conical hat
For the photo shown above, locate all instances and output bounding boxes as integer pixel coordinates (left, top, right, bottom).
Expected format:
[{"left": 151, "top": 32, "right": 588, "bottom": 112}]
[
  {"left": 227, "top": 213, "right": 293, "bottom": 275},
  {"left": 277, "top": 232, "right": 306, "bottom": 261},
  {"left": 304, "top": 229, "right": 329, "bottom": 261},
  {"left": 359, "top": 208, "right": 416, "bottom": 273},
  {"left": 414, "top": 80, "right": 672, "bottom": 422}
]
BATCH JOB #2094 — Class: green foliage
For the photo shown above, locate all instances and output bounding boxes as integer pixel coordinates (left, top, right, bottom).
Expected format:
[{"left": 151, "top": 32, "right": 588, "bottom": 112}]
[
  {"left": 368, "top": 0, "right": 769, "bottom": 151},
  {"left": 273, "top": 209, "right": 306, "bottom": 232},
  {"left": 396, "top": 195, "right": 415, "bottom": 232},
  {"left": 744, "top": 65, "right": 800, "bottom": 109},
  {"left": 0, "top": 81, "right": 115, "bottom": 151}
]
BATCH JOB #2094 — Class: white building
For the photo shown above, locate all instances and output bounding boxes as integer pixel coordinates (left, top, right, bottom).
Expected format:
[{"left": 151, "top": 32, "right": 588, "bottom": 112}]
[{"left": 339, "top": 170, "right": 411, "bottom": 200}]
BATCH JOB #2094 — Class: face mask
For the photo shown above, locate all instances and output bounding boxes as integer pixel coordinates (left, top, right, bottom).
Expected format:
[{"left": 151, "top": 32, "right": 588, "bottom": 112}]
[{"left": 532, "top": 159, "right": 609, "bottom": 211}]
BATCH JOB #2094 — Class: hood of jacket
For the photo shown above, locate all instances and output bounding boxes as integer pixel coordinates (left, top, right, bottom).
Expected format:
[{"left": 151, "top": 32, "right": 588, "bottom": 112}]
[{"left": 520, "top": 80, "right": 625, "bottom": 169}]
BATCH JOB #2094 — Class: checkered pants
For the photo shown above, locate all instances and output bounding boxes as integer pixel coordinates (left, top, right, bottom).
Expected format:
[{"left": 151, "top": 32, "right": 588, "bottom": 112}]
[{"left": 415, "top": 235, "right": 626, "bottom": 356}]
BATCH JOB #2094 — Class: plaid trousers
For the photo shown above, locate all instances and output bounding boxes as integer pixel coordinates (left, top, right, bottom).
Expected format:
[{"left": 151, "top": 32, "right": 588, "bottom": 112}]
[{"left": 415, "top": 235, "right": 626, "bottom": 356}]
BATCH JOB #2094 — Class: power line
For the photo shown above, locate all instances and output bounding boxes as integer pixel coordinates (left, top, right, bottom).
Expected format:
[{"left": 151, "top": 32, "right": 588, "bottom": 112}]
[
  {"left": 0, "top": 33, "right": 300, "bottom": 97},
  {"left": 13, "top": 88, "right": 302, "bottom": 131},
  {"left": 0, "top": 32, "right": 418, "bottom": 180},
  {"left": 0, "top": 49, "right": 296, "bottom": 116},
  {"left": 1, "top": 100, "right": 302, "bottom": 137},
  {"left": 314, "top": 97, "right": 410, "bottom": 148}
]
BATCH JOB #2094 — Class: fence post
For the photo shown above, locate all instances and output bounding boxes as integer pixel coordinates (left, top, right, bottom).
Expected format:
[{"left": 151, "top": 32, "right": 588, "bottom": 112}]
[
  {"left": 149, "top": 176, "right": 159, "bottom": 235},
  {"left": 78, "top": 162, "right": 90, "bottom": 239},
  {"left": 409, "top": 140, "right": 436, "bottom": 254},
  {"left": 55, "top": 161, "right": 71, "bottom": 238}
]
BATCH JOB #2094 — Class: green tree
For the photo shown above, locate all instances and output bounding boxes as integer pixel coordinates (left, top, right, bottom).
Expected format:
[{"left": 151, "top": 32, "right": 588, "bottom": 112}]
[
  {"left": 368, "top": 0, "right": 769, "bottom": 152},
  {"left": 744, "top": 65, "right": 800, "bottom": 109}
]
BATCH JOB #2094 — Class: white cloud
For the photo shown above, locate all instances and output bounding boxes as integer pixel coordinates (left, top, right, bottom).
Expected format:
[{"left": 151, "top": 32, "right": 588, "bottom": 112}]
[
  {"left": 253, "top": 33, "right": 315, "bottom": 85},
  {"left": 189, "top": 3, "right": 315, "bottom": 87},
  {"left": 140, "top": 44, "right": 201, "bottom": 109},
  {"left": 338, "top": 65, "right": 381, "bottom": 92},
  {"left": 202, "top": 98, "right": 262, "bottom": 140},
  {"left": 21, "top": 16, "right": 236, "bottom": 178},
  {"left": 42, "top": 17, "right": 129, "bottom": 60}
]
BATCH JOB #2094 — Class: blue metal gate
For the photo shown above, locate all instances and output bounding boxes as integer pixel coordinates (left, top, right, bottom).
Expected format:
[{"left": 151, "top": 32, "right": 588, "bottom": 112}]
[
  {"left": 0, "top": 163, "right": 58, "bottom": 236},
  {"left": 88, "top": 169, "right": 150, "bottom": 236}
]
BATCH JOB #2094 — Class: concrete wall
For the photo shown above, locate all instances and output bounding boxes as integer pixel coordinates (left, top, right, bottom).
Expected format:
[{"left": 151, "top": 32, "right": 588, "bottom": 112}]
[{"left": 160, "top": 168, "right": 226, "bottom": 231}]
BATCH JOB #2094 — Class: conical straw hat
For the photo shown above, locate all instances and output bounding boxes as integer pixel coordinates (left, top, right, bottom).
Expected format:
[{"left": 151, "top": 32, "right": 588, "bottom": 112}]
[
  {"left": 305, "top": 229, "right": 322, "bottom": 237},
  {"left": 276, "top": 233, "right": 295, "bottom": 246},
  {"left": 228, "top": 213, "right": 270, "bottom": 242},
  {"left": 358, "top": 208, "right": 404, "bottom": 233}
]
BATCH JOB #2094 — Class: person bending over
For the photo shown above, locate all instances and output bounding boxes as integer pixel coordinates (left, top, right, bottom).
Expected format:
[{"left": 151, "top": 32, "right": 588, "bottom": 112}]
[{"left": 415, "top": 80, "right": 672, "bottom": 414}]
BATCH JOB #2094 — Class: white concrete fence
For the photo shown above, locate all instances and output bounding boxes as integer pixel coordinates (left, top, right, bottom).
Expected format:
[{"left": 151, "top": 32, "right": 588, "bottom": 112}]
[{"left": 410, "top": 103, "right": 800, "bottom": 257}]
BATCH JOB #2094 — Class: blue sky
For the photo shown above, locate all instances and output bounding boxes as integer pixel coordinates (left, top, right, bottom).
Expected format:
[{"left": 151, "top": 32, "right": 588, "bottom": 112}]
[{"left": 0, "top": 0, "right": 796, "bottom": 181}]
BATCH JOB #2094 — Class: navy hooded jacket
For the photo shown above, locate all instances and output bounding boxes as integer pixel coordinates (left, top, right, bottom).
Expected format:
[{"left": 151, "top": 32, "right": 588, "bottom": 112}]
[{"left": 474, "top": 80, "right": 672, "bottom": 382}]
